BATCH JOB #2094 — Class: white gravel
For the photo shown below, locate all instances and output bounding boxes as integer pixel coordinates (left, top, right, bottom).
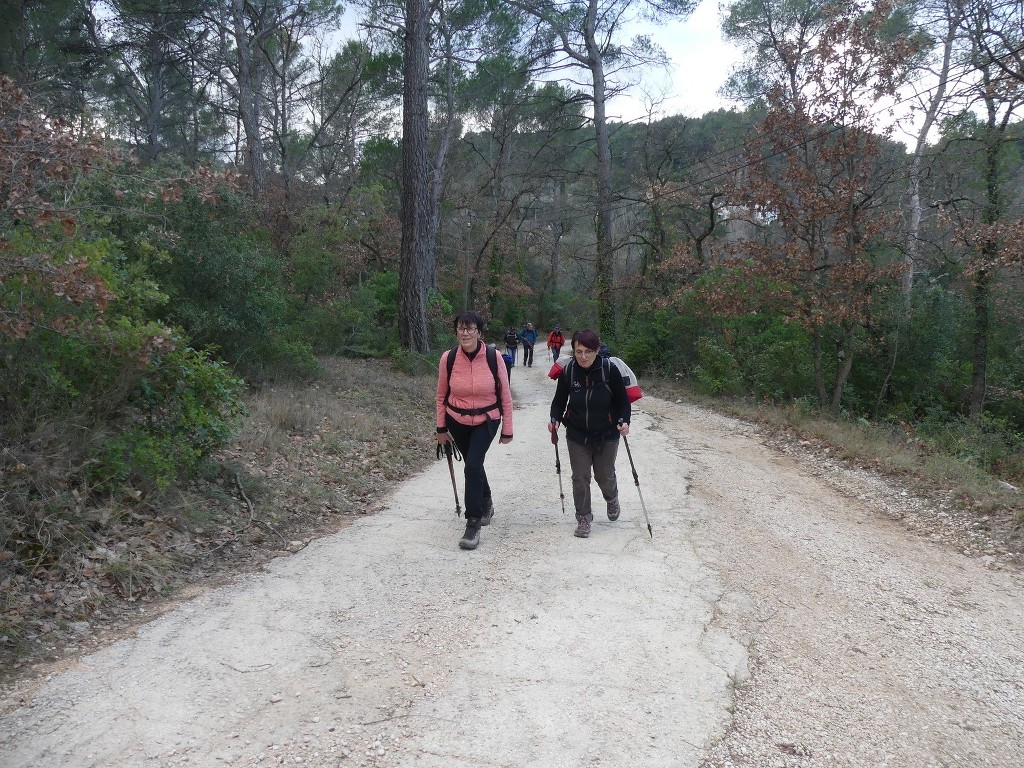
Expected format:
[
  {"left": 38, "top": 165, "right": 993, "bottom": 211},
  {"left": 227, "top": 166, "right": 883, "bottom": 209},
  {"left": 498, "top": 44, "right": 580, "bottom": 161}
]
[{"left": 1, "top": 368, "right": 1021, "bottom": 768}]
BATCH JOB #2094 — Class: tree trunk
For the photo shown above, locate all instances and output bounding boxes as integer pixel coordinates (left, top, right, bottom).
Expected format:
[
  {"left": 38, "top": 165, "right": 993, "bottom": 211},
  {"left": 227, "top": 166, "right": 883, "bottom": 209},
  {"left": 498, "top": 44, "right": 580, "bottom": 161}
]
[
  {"left": 904, "top": 8, "right": 957, "bottom": 298},
  {"left": 230, "top": 0, "right": 264, "bottom": 194},
  {"left": 970, "top": 101, "right": 1002, "bottom": 423},
  {"left": 812, "top": 325, "right": 827, "bottom": 408},
  {"left": 904, "top": 161, "right": 922, "bottom": 297},
  {"left": 829, "top": 325, "right": 855, "bottom": 417},
  {"left": 398, "top": 0, "right": 433, "bottom": 353},
  {"left": 585, "top": 0, "right": 614, "bottom": 337},
  {"left": 968, "top": 268, "right": 989, "bottom": 422},
  {"left": 144, "top": 31, "right": 165, "bottom": 162}
]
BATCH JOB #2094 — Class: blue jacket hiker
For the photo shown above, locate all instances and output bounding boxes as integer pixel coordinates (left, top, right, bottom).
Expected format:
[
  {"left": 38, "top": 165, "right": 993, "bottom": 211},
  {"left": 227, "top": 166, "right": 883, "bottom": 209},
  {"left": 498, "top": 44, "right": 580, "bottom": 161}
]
[{"left": 519, "top": 322, "right": 538, "bottom": 367}]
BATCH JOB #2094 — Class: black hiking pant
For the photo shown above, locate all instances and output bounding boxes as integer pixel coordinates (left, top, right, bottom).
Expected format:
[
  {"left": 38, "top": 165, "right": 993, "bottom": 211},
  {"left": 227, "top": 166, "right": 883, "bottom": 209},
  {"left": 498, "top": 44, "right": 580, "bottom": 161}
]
[
  {"left": 522, "top": 343, "right": 533, "bottom": 366},
  {"left": 445, "top": 417, "right": 499, "bottom": 521}
]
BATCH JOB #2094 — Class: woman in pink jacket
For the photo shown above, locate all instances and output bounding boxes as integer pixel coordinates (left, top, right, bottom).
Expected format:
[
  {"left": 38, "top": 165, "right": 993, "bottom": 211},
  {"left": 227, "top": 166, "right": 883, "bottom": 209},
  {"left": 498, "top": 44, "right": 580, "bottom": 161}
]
[{"left": 436, "top": 311, "right": 514, "bottom": 550}]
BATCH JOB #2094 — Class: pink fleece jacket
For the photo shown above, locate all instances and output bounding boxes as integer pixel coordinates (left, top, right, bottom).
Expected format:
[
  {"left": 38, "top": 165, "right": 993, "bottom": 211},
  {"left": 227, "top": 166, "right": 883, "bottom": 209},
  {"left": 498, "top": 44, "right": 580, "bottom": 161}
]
[{"left": 436, "top": 344, "right": 514, "bottom": 438}]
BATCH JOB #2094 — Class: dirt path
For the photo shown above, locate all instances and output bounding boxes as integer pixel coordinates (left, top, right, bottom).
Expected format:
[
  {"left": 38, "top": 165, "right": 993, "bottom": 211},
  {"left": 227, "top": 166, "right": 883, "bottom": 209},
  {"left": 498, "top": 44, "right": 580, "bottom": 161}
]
[
  {"left": 2, "top": 366, "right": 1022, "bottom": 768},
  {"left": 641, "top": 400, "right": 1024, "bottom": 767}
]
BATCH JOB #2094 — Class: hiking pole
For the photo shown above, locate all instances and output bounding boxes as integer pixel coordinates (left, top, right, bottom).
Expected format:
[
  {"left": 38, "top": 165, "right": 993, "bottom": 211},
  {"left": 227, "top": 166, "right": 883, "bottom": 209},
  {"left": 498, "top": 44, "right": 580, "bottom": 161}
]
[
  {"left": 550, "top": 426, "right": 566, "bottom": 514},
  {"left": 436, "top": 441, "right": 463, "bottom": 517},
  {"left": 622, "top": 436, "right": 653, "bottom": 538}
]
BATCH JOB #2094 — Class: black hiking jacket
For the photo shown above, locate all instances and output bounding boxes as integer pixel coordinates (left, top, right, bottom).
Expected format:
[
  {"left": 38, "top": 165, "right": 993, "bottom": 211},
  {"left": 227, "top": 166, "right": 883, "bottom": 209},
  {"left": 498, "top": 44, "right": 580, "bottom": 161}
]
[{"left": 550, "top": 357, "right": 630, "bottom": 445}]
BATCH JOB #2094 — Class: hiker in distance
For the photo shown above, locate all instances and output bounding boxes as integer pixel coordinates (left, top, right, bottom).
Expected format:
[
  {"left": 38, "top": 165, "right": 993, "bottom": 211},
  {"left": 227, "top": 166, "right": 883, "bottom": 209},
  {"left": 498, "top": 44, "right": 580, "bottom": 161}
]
[
  {"left": 548, "top": 329, "right": 630, "bottom": 539},
  {"left": 547, "top": 325, "right": 566, "bottom": 363},
  {"left": 436, "top": 311, "right": 514, "bottom": 550},
  {"left": 503, "top": 326, "right": 520, "bottom": 366},
  {"left": 519, "top": 321, "right": 537, "bottom": 367}
]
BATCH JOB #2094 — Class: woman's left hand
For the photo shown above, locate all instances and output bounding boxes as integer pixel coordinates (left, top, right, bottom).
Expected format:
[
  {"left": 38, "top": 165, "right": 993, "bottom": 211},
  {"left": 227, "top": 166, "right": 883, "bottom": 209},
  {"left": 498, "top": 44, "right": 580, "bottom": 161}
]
[
  {"left": 618, "top": 423, "right": 630, "bottom": 437},
  {"left": 499, "top": 435, "right": 513, "bottom": 444}
]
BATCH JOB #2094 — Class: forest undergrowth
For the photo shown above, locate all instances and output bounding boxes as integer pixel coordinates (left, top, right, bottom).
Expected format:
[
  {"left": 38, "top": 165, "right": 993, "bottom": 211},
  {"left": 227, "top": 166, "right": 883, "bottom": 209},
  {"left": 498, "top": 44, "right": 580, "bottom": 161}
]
[{"left": 2, "top": 358, "right": 1021, "bottom": 685}]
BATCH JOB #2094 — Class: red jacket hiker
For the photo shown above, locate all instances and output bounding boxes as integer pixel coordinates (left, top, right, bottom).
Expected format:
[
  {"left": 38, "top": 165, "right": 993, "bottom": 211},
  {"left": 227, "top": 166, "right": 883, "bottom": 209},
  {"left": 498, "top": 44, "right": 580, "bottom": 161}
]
[{"left": 547, "top": 328, "right": 565, "bottom": 362}]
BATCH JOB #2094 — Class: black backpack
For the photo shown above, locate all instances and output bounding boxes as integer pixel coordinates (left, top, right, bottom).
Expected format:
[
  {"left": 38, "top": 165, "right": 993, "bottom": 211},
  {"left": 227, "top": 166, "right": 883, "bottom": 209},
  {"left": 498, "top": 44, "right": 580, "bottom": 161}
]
[{"left": 444, "top": 344, "right": 503, "bottom": 417}]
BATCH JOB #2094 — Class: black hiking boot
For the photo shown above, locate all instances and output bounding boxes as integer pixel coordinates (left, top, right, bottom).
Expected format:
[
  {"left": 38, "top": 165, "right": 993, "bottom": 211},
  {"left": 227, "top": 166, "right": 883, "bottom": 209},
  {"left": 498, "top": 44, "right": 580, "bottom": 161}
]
[
  {"left": 606, "top": 497, "right": 620, "bottom": 521},
  {"left": 574, "top": 513, "right": 592, "bottom": 538},
  {"left": 459, "top": 519, "right": 481, "bottom": 550},
  {"left": 481, "top": 496, "right": 494, "bottom": 526}
]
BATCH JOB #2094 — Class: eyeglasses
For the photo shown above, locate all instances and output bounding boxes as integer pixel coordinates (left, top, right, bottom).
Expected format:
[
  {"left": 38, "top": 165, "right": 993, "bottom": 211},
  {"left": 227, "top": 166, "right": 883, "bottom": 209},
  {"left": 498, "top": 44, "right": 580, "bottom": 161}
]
[
  {"left": 456, "top": 326, "right": 478, "bottom": 334},
  {"left": 574, "top": 348, "right": 597, "bottom": 357}
]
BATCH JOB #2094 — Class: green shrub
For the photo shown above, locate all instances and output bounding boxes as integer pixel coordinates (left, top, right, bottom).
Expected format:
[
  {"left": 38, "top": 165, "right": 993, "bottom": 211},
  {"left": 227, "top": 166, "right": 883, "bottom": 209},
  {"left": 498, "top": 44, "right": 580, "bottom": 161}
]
[
  {"left": 241, "top": 335, "right": 321, "bottom": 381},
  {"left": 93, "top": 428, "right": 185, "bottom": 493},
  {"left": 427, "top": 288, "right": 454, "bottom": 348},
  {"left": 734, "top": 318, "right": 815, "bottom": 401},
  {"left": 94, "top": 161, "right": 308, "bottom": 377},
  {"left": 915, "top": 408, "right": 1023, "bottom": 479},
  {"left": 692, "top": 336, "right": 744, "bottom": 395},
  {"left": 616, "top": 308, "right": 698, "bottom": 378},
  {"left": 392, "top": 349, "right": 438, "bottom": 377},
  {"left": 89, "top": 344, "right": 245, "bottom": 493},
  {"left": 292, "top": 271, "right": 401, "bottom": 357}
]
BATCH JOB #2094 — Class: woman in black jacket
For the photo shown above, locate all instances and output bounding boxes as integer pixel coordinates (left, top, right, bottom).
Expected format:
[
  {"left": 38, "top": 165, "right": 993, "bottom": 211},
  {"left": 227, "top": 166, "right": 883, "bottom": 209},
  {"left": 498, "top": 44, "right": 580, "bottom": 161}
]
[{"left": 548, "top": 329, "right": 630, "bottom": 538}]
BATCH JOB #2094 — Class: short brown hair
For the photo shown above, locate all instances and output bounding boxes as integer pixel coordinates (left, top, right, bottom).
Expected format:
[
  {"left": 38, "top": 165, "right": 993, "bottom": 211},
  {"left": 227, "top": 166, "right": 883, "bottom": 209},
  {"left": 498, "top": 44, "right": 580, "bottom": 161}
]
[{"left": 571, "top": 329, "right": 600, "bottom": 351}]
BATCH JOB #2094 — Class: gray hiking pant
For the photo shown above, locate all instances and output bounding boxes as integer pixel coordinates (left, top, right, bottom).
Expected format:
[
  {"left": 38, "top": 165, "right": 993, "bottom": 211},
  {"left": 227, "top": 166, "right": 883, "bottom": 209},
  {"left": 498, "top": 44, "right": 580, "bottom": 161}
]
[{"left": 566, "top": 437, "right": 619, "bottom": 518}]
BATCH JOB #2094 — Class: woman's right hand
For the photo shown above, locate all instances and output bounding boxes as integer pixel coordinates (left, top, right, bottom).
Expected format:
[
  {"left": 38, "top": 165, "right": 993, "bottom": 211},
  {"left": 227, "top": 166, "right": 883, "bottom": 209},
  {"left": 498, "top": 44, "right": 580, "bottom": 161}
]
[{"left": 437, "top": 432, "right": 450, "bottom": 444}]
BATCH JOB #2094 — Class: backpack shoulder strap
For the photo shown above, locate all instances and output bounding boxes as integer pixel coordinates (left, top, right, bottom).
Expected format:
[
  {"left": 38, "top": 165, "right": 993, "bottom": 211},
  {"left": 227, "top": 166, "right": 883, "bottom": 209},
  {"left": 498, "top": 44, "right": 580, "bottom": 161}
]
[
  {"left": 445, "top": 345, "right": 459, "bottom": 387},
  {"left": 561, "top": 358, "right": 576, "bottom": 384},
  {"left": 486, "top": 344, "right": 502, "bottom": 400}
]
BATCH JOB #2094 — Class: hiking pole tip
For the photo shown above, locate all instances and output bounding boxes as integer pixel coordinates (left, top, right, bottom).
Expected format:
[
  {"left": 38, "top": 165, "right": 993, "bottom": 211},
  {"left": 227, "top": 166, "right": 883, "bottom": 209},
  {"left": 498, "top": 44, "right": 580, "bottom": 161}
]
[
  {"left": 551, "top": 423, "right": 566, "bottom": 515},
  {"left": 622, "top": 436, "right": 653, "bottom": 539}
]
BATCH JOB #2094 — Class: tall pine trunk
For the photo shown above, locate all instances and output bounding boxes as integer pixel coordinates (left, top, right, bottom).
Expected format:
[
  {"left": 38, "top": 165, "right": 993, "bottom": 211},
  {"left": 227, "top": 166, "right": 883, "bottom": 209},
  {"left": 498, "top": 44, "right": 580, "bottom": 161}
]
[
  {"left": 969, "top": 105, "right": 1002, "bottom": 423},
  {"left": 585, "top": 0, "right": 614, "bottom": 337},
  {"left": 398, "top": 0, "right": 432, "bottom": 353},
  {"left": 230, "top": 0, "right": 264, "bottom": 194}
]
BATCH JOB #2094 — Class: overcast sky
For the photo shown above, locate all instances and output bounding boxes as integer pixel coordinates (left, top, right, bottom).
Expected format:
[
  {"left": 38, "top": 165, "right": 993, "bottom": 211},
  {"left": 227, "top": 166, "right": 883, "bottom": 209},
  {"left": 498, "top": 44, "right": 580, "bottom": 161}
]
[{"left": 612, "top": 0, "right": 745, "bottom": 123}]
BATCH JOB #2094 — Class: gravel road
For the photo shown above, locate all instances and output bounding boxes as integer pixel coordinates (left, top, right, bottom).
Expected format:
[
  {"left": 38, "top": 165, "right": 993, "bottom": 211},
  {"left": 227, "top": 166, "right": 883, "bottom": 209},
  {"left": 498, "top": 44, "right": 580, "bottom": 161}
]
[{"left": 1, "top": 365, "right": 1022, "bottom": 768}]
